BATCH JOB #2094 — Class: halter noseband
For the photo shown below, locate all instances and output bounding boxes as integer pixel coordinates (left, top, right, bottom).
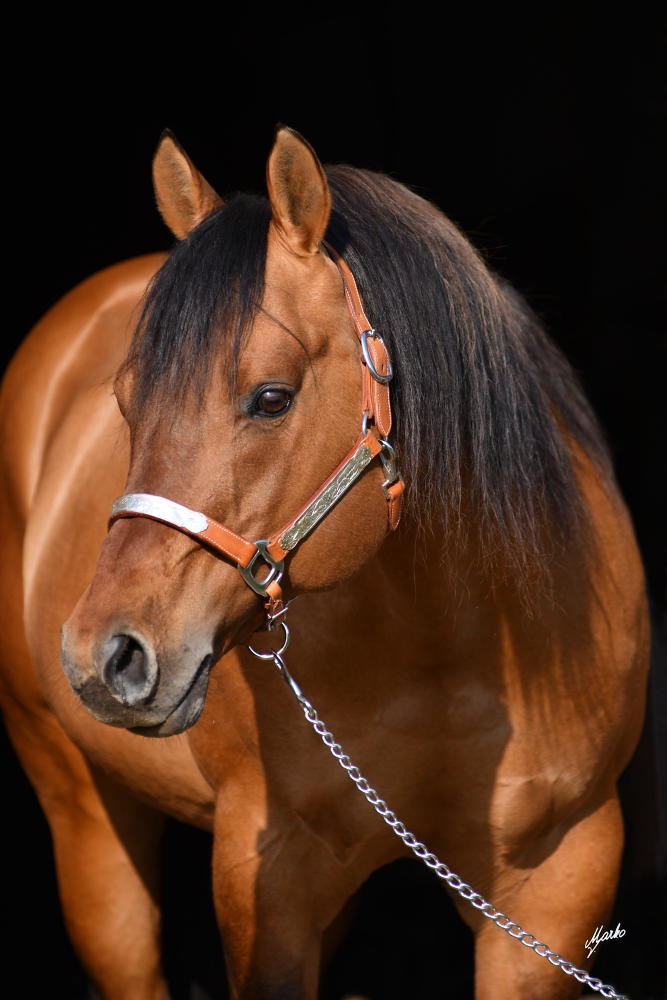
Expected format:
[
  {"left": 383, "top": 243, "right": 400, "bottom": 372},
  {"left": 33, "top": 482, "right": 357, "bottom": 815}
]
[{"left": 108, "top": 244, "right": 406, "bottom": 623}]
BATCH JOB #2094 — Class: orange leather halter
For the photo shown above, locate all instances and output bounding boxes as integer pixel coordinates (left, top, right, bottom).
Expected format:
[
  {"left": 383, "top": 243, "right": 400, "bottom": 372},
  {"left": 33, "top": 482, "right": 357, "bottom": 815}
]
[{"left": 109, "top": 245, "right": 406, "bottom": 622}]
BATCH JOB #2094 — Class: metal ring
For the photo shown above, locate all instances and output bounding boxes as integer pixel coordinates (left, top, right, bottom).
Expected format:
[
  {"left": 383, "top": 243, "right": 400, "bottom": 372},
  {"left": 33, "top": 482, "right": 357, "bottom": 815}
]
[
  {"left": 247, "top": 621, "right": 290, "bottom": 660},
  {"left": 360, "top": 329, "right": 393, "bottom": 384},
  {"left": 237, "top": 540, "right": 284, "bottom": 598},
  {"left": 379, "top": 439, "right": 397, "bottom": 481},
  {"left": 379, "top": 438, "right": 401, "bottom": 498}
]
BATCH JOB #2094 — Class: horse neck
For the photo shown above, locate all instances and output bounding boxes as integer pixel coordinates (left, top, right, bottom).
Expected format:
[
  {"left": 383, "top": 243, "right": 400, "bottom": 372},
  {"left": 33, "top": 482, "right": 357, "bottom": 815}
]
[{"left": 354, "top": 518, "right": 494, "bottom": 647}]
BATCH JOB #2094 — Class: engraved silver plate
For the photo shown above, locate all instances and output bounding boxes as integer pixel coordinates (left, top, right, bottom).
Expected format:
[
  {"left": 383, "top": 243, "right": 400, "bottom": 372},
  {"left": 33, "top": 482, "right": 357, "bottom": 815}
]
[
  {"left": 110, "top": 493, "right": 208, "bottom": 533},
  {"left": 280, "top": 444, "right": 373, "bottom": 551}
]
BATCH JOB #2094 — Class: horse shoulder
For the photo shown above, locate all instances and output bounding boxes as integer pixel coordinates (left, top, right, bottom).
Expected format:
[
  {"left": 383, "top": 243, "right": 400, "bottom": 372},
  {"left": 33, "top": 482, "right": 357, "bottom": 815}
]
[
  {"left": 570, "top": 444, "right": 650, "bottom": 769},
  {"left": 488, "top": 447, "right": 649, "bottom": 853}
]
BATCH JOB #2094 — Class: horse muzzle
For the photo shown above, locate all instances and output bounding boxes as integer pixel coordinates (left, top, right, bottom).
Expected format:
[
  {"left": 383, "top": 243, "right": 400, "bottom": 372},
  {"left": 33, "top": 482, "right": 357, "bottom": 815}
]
[{"left": 60, "top": 623, "right": 214, "bottom": 737}]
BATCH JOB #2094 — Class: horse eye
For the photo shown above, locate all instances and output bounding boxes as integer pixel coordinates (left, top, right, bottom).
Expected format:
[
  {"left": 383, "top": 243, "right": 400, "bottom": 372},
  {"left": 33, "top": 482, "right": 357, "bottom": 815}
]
[{"left": 255, "top": 388, "right": 292, "bottom": 416}]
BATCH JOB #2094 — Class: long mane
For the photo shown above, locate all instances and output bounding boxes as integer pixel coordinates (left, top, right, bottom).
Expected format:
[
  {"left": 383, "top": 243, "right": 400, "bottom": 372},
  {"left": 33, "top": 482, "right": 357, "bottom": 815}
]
[{"left": 130, "top": 166, "right": 613, "bottom": 587}]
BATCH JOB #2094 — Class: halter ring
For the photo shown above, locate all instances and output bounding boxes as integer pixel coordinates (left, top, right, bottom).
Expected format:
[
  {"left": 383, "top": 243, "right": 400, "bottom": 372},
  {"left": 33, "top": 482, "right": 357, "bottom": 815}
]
[
  {"left": 361, "top": 329, "right": 393, "bottom": 384},
  {"left": 237, "top": 541, "right": 284, "bottom": 597},
  {"left": 247, "top": 621, "right": 290, "bottom": 660}
]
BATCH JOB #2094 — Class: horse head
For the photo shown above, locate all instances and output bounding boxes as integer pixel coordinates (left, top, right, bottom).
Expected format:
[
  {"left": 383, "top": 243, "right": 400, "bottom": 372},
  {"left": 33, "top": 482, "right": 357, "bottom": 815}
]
[{"left": 60, "top": 128, "right": 394, "bottom": 736}]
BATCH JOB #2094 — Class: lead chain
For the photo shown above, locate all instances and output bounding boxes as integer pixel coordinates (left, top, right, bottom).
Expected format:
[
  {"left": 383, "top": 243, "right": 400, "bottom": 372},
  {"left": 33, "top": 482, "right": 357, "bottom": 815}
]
[{"left": 268, "top": 648, "right": 629, "bottom": 1000}]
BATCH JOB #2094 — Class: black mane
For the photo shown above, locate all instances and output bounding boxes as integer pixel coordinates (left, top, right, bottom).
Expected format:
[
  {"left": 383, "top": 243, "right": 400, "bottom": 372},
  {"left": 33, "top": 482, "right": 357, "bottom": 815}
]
[
  {"left": 130, "top": 192, "right": 272, "bottom": 410},
  {"left": 129, "top": 167, "right": 612, "bottom": 585}
]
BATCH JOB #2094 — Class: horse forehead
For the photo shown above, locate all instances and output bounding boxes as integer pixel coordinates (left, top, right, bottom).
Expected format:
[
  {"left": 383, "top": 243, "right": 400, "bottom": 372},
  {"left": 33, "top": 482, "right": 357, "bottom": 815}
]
[{"left": 262, "top": 243, "right": 348, "bottom": 335}]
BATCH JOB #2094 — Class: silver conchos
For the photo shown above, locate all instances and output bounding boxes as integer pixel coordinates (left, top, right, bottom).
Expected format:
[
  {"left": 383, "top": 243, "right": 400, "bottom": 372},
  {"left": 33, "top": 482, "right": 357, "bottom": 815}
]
[
  {"left": 280, "top": 443, "right": 373, "bottom": 552},
  {"left": 110, "top": 494, "right": 208, "bottom": 533}
]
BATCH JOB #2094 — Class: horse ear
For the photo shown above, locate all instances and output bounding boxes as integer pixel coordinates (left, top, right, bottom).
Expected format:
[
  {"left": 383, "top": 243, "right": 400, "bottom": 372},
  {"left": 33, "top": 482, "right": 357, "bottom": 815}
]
[
  {"left": 152, "top": 130, "right": 223, "bottom": 240},
  {"left": 266, "top": 126, "right": 331, "bottom": 255}
]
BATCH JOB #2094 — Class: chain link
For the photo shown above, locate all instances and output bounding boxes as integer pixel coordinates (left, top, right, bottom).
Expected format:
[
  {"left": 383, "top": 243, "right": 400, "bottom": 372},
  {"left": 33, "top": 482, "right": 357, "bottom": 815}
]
[{"left": 268, "top": 648, "right": 629, "bottom": 1000}]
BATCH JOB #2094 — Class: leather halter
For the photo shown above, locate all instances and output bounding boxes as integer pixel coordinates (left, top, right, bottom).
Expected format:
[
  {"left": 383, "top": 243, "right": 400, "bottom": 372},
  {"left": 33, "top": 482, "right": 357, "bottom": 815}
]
[{"left": 109, "top": 244, "right": 406, "bottom": 623}]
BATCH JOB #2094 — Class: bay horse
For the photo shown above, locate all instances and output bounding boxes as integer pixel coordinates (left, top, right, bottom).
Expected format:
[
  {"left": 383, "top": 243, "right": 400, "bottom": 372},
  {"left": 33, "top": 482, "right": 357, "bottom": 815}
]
[{"left": 0, "top": 126, "right": 648, "bottom": 999}]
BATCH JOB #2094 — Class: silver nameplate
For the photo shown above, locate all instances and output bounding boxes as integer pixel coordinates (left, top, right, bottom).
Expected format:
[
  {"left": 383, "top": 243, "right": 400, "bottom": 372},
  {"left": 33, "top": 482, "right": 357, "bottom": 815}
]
[
  {"left": 280, "top": 444, "right": 373, "bottom": 551},
  {"left": 110, "top": 493, "right": 208, "bottom": 533}
]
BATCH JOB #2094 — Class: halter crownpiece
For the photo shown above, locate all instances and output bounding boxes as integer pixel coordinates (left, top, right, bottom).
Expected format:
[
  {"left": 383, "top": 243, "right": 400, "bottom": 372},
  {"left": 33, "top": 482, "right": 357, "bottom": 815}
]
[{"left": 109, "top": 245, "right": 406, "bottom": 623}]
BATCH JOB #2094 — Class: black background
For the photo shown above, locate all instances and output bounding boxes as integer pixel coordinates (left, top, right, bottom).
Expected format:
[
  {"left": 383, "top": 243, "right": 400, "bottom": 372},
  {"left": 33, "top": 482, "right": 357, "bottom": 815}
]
[{"left": 2, "top": 8, "right": 665, "bottom": 999}]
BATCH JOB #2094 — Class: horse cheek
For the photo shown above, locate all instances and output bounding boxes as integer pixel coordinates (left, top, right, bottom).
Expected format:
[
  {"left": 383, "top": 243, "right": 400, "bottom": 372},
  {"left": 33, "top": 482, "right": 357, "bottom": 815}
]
[{"left": 286, "top": 467, "right": 389, "bottom": 592}]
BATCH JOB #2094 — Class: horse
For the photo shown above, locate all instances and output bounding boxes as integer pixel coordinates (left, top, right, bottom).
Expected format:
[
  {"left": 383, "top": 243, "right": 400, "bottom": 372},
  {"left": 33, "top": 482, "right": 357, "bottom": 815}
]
[{"left": 0, "top": 126, "right": 649, "bottom": 1000}]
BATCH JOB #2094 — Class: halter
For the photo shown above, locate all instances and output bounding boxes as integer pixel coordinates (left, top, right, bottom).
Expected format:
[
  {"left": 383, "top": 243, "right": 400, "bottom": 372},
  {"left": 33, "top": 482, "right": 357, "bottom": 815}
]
[{"left": 108, "top": 244, "right": 406, "bottom": 624}]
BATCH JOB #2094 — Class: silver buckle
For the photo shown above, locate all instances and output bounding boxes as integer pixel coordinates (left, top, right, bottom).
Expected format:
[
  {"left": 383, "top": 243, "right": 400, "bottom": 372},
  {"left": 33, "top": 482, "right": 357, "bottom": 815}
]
[
  {"left": 361, "top": 329, "right": 394, "bottom": 385},
  {"left": 379, "top": 439, "right": 400, "bottom": 499},
  {"left": 237, "top": 541, "right": 284, "bottom": 597}
]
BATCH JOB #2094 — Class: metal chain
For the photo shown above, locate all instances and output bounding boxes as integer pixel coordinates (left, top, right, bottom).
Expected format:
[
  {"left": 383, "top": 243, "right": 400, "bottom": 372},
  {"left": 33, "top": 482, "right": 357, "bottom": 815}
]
[{"left": 259, "top": 637, "right": 629, "bottom": 1000}]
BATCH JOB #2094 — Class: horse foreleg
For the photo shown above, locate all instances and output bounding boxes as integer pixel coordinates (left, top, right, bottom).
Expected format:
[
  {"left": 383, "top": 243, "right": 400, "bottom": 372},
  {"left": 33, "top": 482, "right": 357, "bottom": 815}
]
[
  {"left": 211, "top": 804, "right": 358, "bottom": 1000},
  {"left": 3, "top": 702, "right": 169, "bottom": 1000},
  {"left": 471, "top": 787, "right": 624, "bottom": 999}
]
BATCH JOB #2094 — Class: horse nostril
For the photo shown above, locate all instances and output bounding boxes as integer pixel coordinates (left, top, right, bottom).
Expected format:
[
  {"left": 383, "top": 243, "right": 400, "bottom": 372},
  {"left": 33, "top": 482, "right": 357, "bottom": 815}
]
[{"left": 102, "top": 634, "right": 156, "bottom": 706}]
